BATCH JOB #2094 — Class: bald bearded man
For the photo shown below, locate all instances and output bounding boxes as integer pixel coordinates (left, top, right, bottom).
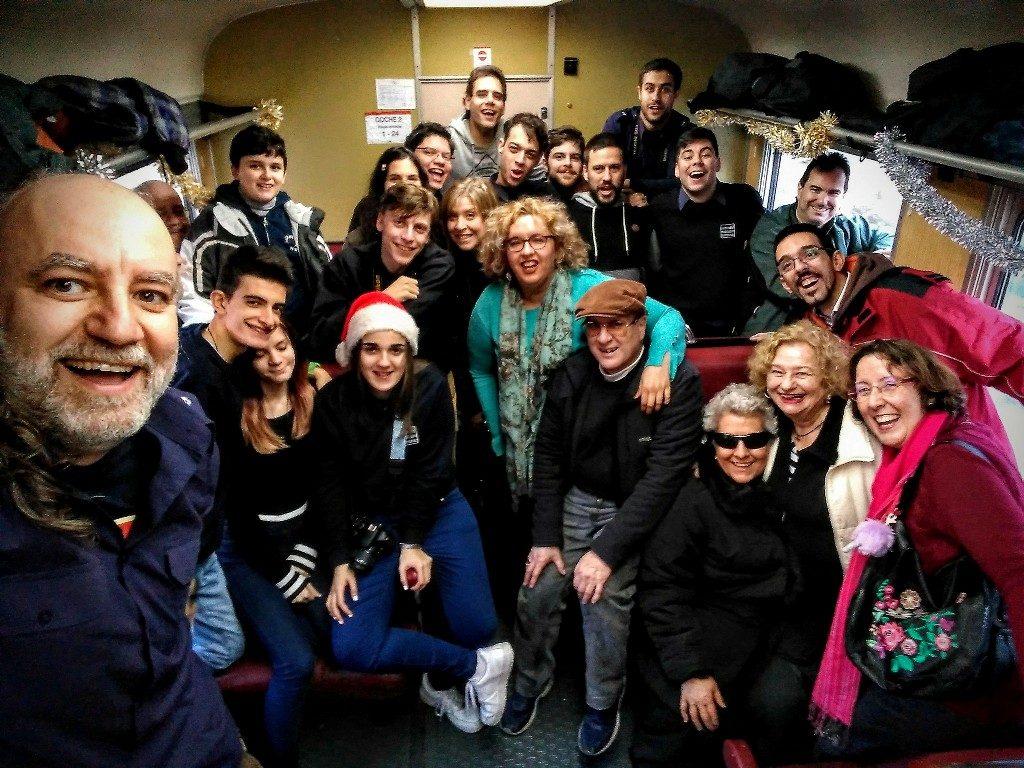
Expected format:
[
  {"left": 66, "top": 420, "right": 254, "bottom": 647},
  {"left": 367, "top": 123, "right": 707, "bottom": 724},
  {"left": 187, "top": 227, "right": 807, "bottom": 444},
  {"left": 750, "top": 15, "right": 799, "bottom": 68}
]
[{"left": 0, "top": 174, "right": 242, "bottom": 768}]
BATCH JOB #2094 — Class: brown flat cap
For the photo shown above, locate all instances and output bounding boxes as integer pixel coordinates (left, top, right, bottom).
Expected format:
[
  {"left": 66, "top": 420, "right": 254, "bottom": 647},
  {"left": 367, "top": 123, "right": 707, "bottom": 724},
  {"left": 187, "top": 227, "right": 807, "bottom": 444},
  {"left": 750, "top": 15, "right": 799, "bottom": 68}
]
[{"left": 575, "top": 278, "right": 647, "bottom": 319}]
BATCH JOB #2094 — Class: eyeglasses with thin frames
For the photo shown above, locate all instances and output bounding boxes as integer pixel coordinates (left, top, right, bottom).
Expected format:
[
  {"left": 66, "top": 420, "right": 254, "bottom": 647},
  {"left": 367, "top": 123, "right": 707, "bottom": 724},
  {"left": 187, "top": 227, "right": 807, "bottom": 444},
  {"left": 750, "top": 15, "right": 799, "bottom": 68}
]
[
  {"left": 776, "top": 245, "right": 827, "bottom": 275},
  {"left": 849, "top": 376, "right": 916, "bottom": 402},
  {"left": 416, "top": 146, "right": 453, "bottom": 163},
  {"left": 582, "top": 316, "right": 641, "bottom": 335}
]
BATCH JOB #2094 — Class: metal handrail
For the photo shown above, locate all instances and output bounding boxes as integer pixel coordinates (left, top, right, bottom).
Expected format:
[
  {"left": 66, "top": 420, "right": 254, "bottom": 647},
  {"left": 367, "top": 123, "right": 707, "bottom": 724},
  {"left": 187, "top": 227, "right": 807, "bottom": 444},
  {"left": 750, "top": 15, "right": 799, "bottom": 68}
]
[{"left": 718, "top": 107, "right": 1024, "bottom": 186}]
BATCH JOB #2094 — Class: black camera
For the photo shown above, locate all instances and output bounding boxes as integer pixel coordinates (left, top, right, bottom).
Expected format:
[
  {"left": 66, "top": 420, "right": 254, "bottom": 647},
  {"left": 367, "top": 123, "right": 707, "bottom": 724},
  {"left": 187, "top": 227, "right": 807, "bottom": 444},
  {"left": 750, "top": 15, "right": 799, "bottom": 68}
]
[{"left": 350, "top": 520, "right": 394, "bottom": 574}]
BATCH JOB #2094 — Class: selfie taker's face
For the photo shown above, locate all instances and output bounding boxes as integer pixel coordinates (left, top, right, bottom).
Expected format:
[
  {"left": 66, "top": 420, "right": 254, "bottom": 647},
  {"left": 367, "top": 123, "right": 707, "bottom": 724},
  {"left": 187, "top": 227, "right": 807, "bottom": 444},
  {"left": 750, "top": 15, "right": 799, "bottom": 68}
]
[{"left": 0, "top": 175, "right": 179, "bottom": 461}]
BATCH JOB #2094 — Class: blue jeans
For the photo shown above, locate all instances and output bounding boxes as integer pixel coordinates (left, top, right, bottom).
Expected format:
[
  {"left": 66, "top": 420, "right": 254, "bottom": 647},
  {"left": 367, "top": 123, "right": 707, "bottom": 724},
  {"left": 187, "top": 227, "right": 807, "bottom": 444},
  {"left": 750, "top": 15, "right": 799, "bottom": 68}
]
[
  {"left": 191, "top": 553, "right": 245, "bottom": 671},
  {"left": 513, "top": 487, "right": 638, "bottom": 710},
  {"left": 331, "top": 489, "right": 496, "bottom": 679},
  {"left": 220, "top": 551, "right": 324, "bottom": 767},
  {"left": 817, "top": 685, "right": 1024, "bottom": 760}
]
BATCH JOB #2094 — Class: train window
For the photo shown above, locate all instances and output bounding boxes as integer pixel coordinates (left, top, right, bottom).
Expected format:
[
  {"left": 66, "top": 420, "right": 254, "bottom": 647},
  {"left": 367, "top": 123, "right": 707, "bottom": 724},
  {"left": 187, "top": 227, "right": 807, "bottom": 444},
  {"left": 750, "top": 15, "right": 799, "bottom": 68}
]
[
  {"left": 115, "top": 161, "right": 167, "bottom": 190},
  {"left": 759, "top": 147, "right": 904, "bottom": 237}
]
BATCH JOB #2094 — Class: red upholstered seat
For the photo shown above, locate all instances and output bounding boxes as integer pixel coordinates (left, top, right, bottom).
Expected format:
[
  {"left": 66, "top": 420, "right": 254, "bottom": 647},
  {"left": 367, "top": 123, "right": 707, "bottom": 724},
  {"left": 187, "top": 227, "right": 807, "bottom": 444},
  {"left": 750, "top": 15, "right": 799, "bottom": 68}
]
[
  {"left": 722, "top": 739, "right": 1024, "bottom": 768},
  {"left": 685, "top": 338, "right": 755, "bottom": 402},
  {"left": 217, "top": 657, "right": 409, "bottom": 699}
]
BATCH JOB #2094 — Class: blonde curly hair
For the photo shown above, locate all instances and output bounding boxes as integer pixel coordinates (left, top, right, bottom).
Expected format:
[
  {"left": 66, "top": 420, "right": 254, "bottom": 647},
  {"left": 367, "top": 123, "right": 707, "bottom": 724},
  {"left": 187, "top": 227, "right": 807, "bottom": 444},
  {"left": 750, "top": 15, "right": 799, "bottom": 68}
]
[
  {"left": 747, "top": 320, "right": 850, "bottom": 398},
  {"left": 477, "top": 197, "right": 589, "bottom": 280}
]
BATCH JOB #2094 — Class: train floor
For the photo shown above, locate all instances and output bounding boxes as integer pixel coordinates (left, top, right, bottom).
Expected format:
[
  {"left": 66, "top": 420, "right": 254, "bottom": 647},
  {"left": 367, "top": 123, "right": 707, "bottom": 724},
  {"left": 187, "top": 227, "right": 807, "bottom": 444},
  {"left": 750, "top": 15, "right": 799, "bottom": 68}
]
[{"left": 227, "top": 618, "right": 635, "bottom": 768}]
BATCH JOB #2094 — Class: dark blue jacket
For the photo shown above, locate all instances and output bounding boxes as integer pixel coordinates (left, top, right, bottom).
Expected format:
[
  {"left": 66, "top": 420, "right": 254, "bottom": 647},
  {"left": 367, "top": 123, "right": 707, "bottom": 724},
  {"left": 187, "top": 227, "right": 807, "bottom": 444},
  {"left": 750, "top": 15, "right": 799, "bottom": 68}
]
[
  {"left": 601, "top": 106, "right": 692, "bottom": 195},
  {"left": 0, "top": 390, "right": 242, "bottom": 768}
]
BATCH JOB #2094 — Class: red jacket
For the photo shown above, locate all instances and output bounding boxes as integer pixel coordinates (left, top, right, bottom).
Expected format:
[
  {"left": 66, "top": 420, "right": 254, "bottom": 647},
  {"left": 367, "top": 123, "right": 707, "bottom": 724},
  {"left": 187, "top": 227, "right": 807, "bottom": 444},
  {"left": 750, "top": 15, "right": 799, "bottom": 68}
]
[
  {"left": 806, "top": 253, "right": 1024, "bottom": 453},
  {"left": 908, "top": 416, "right": 1024, "bottom": 719}
]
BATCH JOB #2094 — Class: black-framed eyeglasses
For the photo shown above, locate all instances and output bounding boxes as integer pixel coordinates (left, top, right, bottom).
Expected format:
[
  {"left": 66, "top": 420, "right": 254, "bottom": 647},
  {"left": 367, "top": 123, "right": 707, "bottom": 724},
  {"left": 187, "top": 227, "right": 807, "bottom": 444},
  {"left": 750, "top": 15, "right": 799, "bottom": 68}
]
[
  {"left": 776, "top": 245, "right": 827, "bottom": 275},
  {"left": 505, "top": 234, "right": 555, "bottom": 253},
  {"left": 707, "top": 430, "right": 774, "bottom": 450},
  {"left": 849, "top": 376, "right": 915, "bottom": 401},
  {"left": 582, "top": 315, "right": 642, "bottom": 335}
]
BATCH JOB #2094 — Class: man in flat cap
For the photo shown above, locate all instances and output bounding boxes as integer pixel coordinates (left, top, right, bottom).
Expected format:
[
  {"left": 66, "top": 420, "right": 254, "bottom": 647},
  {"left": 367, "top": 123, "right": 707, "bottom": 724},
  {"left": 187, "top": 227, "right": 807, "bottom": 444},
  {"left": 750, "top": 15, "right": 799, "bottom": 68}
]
[{"left": 501, "top": 279, "right": 703, "bottom": 756}]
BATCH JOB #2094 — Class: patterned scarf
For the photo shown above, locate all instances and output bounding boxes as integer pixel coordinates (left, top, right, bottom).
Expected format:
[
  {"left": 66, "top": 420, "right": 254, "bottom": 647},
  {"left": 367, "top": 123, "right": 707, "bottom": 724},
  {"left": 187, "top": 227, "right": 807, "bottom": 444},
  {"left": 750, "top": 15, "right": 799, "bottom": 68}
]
[
  {"left": 810, "top": 409, "right": 950, "bottom": 747},
  {"left": 496, "top": 268, "right": 574, "bottom": 495}
]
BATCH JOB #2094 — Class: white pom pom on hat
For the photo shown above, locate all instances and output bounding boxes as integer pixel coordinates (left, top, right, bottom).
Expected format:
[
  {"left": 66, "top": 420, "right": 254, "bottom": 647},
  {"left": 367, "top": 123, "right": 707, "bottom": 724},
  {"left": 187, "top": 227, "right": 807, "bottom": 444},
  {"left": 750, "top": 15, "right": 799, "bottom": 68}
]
[{"left": 335, "top": 291, "right": 419, "bottom": 366}]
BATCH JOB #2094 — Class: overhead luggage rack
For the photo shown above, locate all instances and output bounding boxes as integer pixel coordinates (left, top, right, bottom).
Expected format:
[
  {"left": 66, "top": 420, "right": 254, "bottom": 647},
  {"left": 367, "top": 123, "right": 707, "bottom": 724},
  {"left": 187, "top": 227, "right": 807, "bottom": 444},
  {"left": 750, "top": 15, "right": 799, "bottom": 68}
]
[{"left": 715, "top": 107, "right": 1024, "bottom": 187}]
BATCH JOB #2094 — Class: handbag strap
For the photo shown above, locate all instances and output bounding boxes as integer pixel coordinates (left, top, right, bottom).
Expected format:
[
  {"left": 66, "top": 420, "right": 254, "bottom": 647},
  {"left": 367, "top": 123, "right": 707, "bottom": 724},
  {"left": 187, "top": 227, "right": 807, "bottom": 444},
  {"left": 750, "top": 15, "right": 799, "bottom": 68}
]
[
  {"left": 895, "top": 438, "right": 991, "bottom": 515},
  {"left": 893, "top": 437, "right": 994, "bottom": 607}
]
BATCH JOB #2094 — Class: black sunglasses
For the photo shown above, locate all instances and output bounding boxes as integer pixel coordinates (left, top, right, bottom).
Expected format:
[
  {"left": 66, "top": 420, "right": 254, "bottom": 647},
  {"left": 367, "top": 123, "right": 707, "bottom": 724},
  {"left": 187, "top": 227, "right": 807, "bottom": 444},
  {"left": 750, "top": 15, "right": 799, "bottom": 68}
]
[{"left": 707, "top": 430, "right": 773, "bottom": 450}]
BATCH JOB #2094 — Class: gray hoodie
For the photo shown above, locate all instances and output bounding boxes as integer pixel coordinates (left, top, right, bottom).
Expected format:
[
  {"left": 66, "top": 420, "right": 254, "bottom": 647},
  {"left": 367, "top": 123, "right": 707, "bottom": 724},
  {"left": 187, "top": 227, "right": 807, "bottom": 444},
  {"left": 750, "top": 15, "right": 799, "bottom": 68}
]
[{"left": 447, "top": 116, "right": 547, "bottom": 182}]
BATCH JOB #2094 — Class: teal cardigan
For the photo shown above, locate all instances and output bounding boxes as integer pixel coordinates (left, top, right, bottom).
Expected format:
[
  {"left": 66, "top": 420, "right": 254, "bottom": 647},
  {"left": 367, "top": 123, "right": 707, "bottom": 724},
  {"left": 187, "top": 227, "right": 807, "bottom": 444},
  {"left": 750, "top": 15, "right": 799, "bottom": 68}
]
[{"left": 467, "top": 267, "right": 687, "bottom": 456}]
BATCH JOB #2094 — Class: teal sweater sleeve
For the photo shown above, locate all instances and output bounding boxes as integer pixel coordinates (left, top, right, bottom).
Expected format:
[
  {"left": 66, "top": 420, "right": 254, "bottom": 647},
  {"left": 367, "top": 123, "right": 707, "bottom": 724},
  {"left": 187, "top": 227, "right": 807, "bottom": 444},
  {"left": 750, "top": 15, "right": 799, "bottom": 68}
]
[
  {"left": 467, "top": 270, "right": 687, "bottom": 459},
  {"left": 467, "top": 284, "right": 506, "bottom": 457},
  {"left": 570, "top": 269, "right": 686, "bottom": 374}
]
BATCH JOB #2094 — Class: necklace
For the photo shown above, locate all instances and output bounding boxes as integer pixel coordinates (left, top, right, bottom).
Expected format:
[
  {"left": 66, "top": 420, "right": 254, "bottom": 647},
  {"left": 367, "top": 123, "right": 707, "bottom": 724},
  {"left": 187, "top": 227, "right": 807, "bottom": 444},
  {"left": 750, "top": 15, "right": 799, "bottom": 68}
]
[
  {"left": 203, "top": 326, "right": 223, "bottom": 358},
  {"left": 793, "top": 415, "right": 827, "bottom": 439}
]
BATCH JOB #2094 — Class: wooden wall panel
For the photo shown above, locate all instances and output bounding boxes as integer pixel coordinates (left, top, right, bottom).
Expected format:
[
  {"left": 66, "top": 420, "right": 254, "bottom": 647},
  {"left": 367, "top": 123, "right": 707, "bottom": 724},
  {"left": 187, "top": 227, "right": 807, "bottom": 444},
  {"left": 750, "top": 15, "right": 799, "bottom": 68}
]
[{"left": 892, "top": 173, "right": 991, "bottom": 290}]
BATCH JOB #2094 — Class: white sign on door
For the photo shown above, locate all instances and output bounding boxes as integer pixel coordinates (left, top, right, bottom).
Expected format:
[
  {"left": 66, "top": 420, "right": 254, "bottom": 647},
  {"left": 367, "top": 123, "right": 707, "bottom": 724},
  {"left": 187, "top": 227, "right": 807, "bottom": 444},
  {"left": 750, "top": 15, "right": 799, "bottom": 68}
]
[
  {"left": 472, "top": 47, "right": 492, "bottom": 66},
  {"left": 365, "top": 111, "right": 413, "bottom": 144}
]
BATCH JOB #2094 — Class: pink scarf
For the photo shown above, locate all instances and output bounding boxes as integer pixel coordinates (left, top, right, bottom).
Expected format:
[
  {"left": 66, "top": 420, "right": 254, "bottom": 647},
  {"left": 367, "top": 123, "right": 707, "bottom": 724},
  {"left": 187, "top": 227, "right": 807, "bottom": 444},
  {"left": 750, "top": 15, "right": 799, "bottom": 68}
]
[{"left": 810, "top": 410, "right": 950, "bottom": 745}]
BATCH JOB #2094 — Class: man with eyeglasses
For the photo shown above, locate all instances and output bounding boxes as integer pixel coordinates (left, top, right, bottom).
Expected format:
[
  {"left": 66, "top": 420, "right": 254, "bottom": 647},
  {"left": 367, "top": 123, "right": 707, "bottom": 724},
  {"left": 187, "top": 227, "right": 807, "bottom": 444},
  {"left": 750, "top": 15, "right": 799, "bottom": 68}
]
[
  {"left": 648, "top": 126, "right": 764, "bottom": 337},
  {"left": 773, "top": 221, "right": 1024, "bottom": 454},
  {"left": 310, "top": 183, "right": 456, "bottom": 370},
  {"left": 744, "top": 153, "right": 894, "bottom": 334},
  {"left": 602, "top": 58, "right": 693, "bottom": 195},
  {"left": 490, "top": 112, "right": 556, "bottom": 203},
  {"left": 501, "top": 279, "right": 701, "bottom": 757}
]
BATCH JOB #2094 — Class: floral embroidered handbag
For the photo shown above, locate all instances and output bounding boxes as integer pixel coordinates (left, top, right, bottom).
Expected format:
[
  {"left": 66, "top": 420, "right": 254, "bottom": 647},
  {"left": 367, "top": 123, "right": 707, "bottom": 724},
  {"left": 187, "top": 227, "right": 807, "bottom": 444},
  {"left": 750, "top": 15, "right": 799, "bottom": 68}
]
[{"left": 844, "top": 444, "right": 1015, "bottom": 698}]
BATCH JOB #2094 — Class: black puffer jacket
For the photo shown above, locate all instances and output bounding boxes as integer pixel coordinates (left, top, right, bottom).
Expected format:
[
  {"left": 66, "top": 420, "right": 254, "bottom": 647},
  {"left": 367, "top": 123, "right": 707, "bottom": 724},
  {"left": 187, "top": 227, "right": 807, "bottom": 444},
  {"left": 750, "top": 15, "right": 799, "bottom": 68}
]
[{"left": 639, "top": 461, "right": 795, "bottom": 687}]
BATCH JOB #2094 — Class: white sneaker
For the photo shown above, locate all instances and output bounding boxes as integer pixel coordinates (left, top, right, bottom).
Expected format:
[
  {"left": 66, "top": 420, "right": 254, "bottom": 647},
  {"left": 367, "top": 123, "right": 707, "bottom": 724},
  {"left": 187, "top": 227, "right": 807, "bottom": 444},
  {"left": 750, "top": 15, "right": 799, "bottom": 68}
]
[
  {"left": 420, "top": 674, "right": 482, "bottom": 733},
  {"left": 465, "top": 642, "right": 513, "bottom": 727}
]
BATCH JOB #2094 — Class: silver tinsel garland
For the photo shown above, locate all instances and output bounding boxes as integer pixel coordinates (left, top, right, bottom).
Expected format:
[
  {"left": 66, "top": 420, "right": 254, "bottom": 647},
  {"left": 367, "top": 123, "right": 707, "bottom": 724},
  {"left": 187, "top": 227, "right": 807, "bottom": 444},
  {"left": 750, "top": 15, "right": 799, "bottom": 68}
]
[
  {"left": 874, "top": 128, "right": 1024, "bottom": 273},
  {"left": 72, "top": 149, "right": 115, "bottom": 179}
]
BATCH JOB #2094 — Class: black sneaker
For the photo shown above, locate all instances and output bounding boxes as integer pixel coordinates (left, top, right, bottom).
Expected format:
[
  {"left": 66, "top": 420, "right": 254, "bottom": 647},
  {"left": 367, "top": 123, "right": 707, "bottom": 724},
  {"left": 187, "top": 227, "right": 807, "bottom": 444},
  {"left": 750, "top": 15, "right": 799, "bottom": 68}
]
[
  {"left": 499, "top": 678, "right": 553, "bottom": 736},
  {"left": 576, "top": 699, "right": 621, "bottom": 757}
]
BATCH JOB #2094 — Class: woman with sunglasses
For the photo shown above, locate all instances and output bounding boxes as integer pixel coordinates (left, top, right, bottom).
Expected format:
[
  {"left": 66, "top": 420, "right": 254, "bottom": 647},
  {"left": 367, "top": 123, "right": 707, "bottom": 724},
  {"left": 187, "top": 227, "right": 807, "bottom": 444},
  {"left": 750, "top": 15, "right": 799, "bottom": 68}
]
[
  {"left": 312, "top": 292, "right": 511, "bottom": 735},
  {"left": 631, "top": 383, "right": 802, "bottom": 767},
  {"left": 746, "top": 321, "right": 881, "bottom": 759},
  {"left": 813, "top": 339, "right": 1024, "bottom": 760}
]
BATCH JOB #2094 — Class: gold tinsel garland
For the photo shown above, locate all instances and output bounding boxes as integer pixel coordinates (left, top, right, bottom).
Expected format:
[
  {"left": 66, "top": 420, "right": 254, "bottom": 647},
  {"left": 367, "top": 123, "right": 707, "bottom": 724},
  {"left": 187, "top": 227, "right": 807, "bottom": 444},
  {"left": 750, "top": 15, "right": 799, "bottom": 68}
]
[
  {"left": 695, "top": 109, "right": 838, "bottom": 158},
  {"left": 158, "top": 157, "right": 214, "bottom": 207},
  {"left": 254, "top": 99, "right": 284, "bottom": 131},
  {"left": 154, "top": 98, "right": 284, "bottom": 208}
]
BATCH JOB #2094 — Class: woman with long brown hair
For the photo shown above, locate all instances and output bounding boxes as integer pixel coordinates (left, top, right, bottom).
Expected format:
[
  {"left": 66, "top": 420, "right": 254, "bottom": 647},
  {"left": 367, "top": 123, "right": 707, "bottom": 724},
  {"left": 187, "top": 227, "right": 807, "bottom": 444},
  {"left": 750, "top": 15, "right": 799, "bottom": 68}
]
[{"left": 219, "top": 321, "right": 320, "bottom": 768}]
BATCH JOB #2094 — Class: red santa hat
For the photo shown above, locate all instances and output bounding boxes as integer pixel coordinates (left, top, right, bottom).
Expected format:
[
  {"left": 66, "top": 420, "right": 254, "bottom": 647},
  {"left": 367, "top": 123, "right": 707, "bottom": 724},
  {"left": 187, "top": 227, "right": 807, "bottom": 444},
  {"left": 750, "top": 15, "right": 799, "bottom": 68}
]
[{"left": 336, "top": 291, "right": 419, "bottom": 366}]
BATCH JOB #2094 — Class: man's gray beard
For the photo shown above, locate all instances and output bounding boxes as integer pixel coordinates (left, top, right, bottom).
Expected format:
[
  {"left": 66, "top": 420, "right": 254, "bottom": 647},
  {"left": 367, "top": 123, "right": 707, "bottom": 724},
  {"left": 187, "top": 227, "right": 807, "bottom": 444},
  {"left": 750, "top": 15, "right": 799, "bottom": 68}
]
[{"left": 0, "top": 327, "right": 177, "bottom": 460}]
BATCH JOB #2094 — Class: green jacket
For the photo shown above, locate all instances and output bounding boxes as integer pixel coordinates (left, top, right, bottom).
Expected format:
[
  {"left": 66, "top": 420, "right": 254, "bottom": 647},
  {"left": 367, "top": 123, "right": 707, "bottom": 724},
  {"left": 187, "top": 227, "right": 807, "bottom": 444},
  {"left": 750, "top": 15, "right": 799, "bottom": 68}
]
[{"left": 743, "top": 202, "right": 894, "bottom": 334}]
